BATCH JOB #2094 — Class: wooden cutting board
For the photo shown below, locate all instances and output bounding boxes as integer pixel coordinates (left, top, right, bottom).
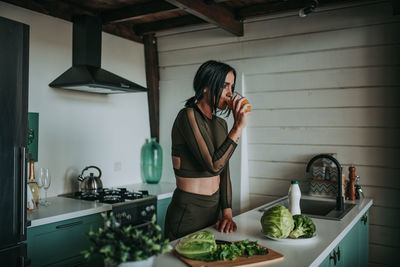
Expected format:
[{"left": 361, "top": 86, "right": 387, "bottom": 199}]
[{"left": 173, "top": 246, "right": 284, "bottom": 267}]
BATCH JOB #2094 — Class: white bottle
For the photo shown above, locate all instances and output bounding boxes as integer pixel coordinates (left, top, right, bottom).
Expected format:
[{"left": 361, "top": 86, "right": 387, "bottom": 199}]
[{"left": 289, "top": 180, "right": 301, "bottom": 215}]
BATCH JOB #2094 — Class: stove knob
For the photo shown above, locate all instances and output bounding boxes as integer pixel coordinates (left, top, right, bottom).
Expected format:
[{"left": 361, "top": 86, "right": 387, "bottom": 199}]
[
  {"left": 127, "top": 215, "right": 132, "bottom": 220},
  {"left": 141, "top": 211, "right": 147, "bottom": 217},
  {"left": 139, "top": 190, "right": 149, "bottom": 196},
  {"left": 146, "top": 206, "right": 151, "bottom": 212},
  {"left": 150, "top": 205, "right": 155, "bottom": 210}
]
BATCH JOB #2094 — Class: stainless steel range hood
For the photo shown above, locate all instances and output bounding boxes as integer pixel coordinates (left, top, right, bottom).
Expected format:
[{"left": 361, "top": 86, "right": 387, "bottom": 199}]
[{"left": 49, "top": 15, "right": 147, "bottom": 94}]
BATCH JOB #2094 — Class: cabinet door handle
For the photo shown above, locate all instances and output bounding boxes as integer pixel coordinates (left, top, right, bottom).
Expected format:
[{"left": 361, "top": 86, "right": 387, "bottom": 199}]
[
  {"left": 56, "top": 220, "right": 83, "bottom": 229},
  {"left": 329, "top": 250, "right": 337, "bottom": 265},
  {"left": 19, "top": 147, "right": 27, "bottom": 238},
  {"left": 361, "top": 213, "right": 368, "bottom": 225},
  {"left": 336, "top": 246, "right": 341, "bottom": 261}
]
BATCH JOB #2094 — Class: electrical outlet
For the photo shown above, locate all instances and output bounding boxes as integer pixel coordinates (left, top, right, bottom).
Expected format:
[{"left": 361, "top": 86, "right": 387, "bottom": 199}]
[{"left": 114, "top": 161, "right": 122, "bottom": 172}]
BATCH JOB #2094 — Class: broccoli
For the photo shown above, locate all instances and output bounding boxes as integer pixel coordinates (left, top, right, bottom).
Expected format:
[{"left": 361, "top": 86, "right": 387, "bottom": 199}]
[{"left": 289, "top": 214, "right": 316, "bottom": 238}]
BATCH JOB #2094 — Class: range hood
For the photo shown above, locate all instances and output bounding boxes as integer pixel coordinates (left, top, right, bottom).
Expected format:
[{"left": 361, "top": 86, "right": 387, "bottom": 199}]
[{"left": 49, "top": 15, "right": 147, "bottom": 94}]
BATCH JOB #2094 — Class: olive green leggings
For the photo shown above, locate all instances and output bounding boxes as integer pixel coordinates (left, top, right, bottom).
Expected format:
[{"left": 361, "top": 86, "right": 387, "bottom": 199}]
[{"left": 164, "top": 188, "right": 220, "bottom": 241}]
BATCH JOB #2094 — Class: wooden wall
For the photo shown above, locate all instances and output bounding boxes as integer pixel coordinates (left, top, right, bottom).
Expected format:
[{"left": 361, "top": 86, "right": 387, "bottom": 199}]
[{"left": 157, "top": 1, "right": 400, "bottom": 266}]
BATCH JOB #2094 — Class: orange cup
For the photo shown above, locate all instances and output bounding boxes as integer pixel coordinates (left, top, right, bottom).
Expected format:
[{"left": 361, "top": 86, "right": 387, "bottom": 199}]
[{"left": 226, "top": 93, "right": 251, "bottom": 112}]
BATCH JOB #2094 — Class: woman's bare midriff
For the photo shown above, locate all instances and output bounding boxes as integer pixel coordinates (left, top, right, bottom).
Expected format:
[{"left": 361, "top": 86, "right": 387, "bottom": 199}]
[{"left": 176, "top": 175, "right": 220, "bottom": 196}]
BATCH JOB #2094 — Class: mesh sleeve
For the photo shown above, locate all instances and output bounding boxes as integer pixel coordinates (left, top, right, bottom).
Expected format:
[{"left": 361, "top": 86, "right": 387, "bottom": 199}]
[
  {"left": 219, "top": 162, "right": 232, "bottom": 209},
  {"left": 177, "top": 108, "right": 237, "bottom": 175}
]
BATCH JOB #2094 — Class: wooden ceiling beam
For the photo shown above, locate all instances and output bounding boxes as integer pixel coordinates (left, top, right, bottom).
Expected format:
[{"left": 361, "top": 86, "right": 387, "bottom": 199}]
[
  {"left": 164, "top": 0, "right": 243, "bottom": 36},
  {"left": 3, "top": 0, "right": 143, "bottom": 43},
  {"left": 133, "top": 15, "right": 204, "bottom": 35},
  {"left": 238, "top": 0, "right": 372, "bottom": 19},
  {"left": 143, "top": 34, "right": 160, "bottom": 142},
  {"left": 237, "top": 0, "right": 306, "bottom": 19},
  {"left": 2, "top": 0, "right": 95, "bottom": 21},
  {"left": 102, "top": 23, "right": 143, "bottom": 43},
  {"left": 101, "top": 1, "right": 180, "bottom": 24}
]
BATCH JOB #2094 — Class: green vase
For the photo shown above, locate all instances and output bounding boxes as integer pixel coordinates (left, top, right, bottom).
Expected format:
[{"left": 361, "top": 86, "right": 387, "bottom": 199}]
[{"left": 141, "top": 138, "right": 163, "bottom": 184}]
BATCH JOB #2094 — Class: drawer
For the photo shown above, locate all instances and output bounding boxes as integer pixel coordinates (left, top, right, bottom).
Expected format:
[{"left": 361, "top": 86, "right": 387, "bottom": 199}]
[{"left": 27, "top": 213, "right": 104, "bottom": 267}]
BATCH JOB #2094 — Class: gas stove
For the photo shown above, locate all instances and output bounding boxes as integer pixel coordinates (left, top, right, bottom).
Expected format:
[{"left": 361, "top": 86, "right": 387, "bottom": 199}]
[
  {"left": 61, "top": 187, "right": 157, "bottom": 227},
  {"left": 65, "top": 187, "right": 151, "bottom": 204}
]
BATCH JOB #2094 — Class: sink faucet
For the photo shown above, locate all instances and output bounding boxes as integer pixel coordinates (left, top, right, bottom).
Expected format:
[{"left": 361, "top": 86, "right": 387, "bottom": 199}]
[{"left": 306, "top": 154, "right": 344, "bottom": 211}]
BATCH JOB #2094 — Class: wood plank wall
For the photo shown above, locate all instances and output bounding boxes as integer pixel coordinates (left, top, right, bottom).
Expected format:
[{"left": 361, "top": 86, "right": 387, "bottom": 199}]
[{"left": 157, "top": 1, "right": 400, "bottom": 266}]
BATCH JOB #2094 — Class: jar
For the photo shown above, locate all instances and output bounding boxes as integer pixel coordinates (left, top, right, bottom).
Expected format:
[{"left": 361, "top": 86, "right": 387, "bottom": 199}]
[{"left": 140, "top": 138, "right": 163, "bottom": 184}]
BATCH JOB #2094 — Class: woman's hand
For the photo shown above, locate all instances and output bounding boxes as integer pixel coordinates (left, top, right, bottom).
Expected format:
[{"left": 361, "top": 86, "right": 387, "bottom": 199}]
[
  {"left": 232, "top": 95, "right": 251, "bottom": 129},
  {"left": 215, "top": 208, "right": 237, "bottom": 233},
  {"left": 228, "top": 95, "right": 251, "bottom": 143}
]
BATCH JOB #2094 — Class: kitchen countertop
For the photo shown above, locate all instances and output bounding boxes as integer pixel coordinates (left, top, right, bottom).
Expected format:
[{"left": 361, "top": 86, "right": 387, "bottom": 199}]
[
  {"left": 27, "top": 197, "right": 112, "bottom": 228},
  {"left": 27, "top": 182, "right": 176, "bottom": 228},
  {"left": 153, "top": 196, "right": 373, "bottom": 267}
]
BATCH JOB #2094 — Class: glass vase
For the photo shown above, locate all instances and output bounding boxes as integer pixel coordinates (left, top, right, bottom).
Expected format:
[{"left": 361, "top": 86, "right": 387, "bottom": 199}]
[{"left": 141, "top": 138, "right": 163, "bottom": 184}]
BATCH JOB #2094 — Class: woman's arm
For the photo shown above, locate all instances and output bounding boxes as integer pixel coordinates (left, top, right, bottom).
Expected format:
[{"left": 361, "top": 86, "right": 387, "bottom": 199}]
[
  {"left": 219, "top": 162, "right": 232, "bottom": 210},
  {"left": 216, "top": 162, "right": 237, "bottom": 233}
]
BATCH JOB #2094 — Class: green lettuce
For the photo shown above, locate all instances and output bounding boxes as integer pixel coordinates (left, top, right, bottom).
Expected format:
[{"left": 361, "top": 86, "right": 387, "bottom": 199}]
[
  {"left": 260, "top": 205, "right": 294, "bottom": 238},
  {"left": 175, "top": 231, "right": 217, "bottom": 260}
]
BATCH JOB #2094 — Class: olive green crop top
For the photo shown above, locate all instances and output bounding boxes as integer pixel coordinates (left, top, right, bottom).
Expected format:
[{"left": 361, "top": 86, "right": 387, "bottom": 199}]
[{"left": 171, "top": 105, "right": 237, "bottom": 209}]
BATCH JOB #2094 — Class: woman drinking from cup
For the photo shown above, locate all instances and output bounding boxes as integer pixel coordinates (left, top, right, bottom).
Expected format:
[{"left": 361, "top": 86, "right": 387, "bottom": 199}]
[{"left": 165, "top": 60, "right": 251, "bottom": 240}]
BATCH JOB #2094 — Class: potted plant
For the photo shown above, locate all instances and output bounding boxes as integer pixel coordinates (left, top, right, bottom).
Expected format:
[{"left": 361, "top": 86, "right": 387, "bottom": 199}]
[{"left": 82, "top": 212, "right": 171, "bottom": 267}]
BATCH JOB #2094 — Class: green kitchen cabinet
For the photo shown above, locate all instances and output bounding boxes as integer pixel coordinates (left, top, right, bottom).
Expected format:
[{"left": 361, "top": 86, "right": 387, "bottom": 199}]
[
  {"left": 27, "top": 213, "right": 104, "bottom": 267},
  {"left": 157, "top": 197, "right": 172, "bottom": 237},
  {"left": 340, "top": 218, "right": 359, "bottom": 266},
  {"left": 358, "top": 212, "right": 369, "bottom": 266},
  {"left": 319, "top": 210, "right": 369, "bottom": 267}
]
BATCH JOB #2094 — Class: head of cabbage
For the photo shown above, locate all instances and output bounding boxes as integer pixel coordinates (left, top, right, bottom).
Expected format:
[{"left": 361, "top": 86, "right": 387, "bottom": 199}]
[
  {"left": 175, "top": 230, "right": 217, "bottom": 260},
  {"left": 260, "top": 205, "right": 294, "bottom": 238}
]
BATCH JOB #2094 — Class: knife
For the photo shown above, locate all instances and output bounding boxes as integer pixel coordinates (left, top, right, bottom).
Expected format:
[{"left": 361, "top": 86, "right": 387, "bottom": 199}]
[{"left": 215, "top": 239, "right": 232, "bottom": 245}]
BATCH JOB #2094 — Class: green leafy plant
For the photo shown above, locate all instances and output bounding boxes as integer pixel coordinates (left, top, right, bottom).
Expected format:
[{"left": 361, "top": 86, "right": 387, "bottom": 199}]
[
  {"left": 82, "top": 212, "right": 171, "bottom": 266},
  {"left": 260, "top": 205, "right": 294, "bottom": 238},
  {"left": 289, "top": 214, "right": 316, "bottom": 238}
]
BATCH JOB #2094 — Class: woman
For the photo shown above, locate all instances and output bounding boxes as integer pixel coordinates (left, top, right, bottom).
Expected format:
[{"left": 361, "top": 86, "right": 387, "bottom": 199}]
[{"left": 164, "top": 60, "right": 251, "bottom": 240}]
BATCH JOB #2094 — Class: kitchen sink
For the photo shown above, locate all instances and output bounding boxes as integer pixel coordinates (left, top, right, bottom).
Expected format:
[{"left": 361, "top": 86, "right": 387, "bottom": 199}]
[{"left": 259, "top": 196, "right": 356, "bottom": 221}]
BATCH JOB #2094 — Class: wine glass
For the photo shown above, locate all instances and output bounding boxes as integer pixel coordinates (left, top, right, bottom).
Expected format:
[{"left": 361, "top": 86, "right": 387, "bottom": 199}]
[
  {"left": 36, "top": 167, "right": 45, "bottom": 205},
  {"left": 42, "top": 168, "right": 52, "bottom": 206}
]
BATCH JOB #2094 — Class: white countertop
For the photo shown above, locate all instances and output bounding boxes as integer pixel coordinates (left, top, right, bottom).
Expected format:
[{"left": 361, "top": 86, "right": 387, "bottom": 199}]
[
  {"left": 153, "top": 196, "right": 373, "bottom": 267},
  {"left": 27, "top": 182, "right": 176, "bottom": 228},
  {"left": 27, "top": 197, "right": 112, "bottom": 228}
]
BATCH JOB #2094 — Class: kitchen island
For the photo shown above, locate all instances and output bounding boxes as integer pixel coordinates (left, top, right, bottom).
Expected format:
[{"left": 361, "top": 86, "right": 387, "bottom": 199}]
[
  {"left": 153, "top": 196, "right": 372, "bottom": 267},
  {"left": 26, "top": 190, "right": 372, "bottom": 266}
]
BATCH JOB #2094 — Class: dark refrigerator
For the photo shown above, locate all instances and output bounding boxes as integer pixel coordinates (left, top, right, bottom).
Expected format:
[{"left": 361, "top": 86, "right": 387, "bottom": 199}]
[{"left": 0, "top": 16, "right": 29, "bottom": 266}]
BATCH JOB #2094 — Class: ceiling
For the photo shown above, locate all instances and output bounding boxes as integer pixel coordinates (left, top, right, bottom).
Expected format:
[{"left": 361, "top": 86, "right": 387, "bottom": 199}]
[{"left": 4, "top": 0, "right": 368, "bottom": 43}]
